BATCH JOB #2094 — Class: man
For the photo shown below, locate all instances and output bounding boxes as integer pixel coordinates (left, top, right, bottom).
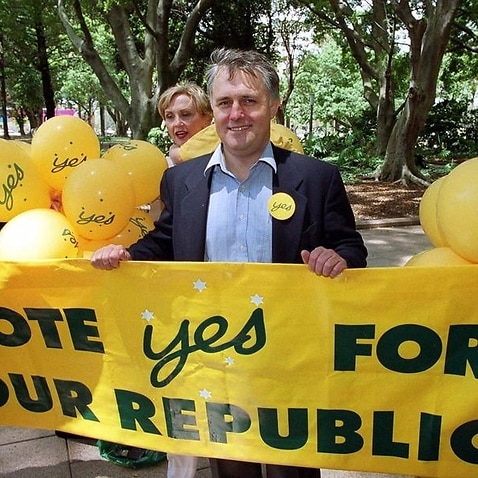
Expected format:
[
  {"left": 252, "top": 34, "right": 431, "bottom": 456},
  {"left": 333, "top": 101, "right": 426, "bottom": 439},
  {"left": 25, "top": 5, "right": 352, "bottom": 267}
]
[{"left": 91, "top": 48, "right": 367, "bottom": 477}]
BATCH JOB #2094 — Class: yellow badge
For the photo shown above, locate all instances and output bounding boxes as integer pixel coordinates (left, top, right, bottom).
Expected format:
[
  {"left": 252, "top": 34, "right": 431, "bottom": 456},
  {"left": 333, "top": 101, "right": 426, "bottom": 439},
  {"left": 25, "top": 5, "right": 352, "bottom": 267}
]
[{"left": 268, "top": 192, "right": 296, "bottom": 220}]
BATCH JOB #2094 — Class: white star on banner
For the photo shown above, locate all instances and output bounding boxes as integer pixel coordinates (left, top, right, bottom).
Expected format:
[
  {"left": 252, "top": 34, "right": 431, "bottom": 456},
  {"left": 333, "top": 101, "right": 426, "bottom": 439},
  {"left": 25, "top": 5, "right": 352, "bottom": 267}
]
[
  {"left": 199, "top": 388, "right": 212, "bottom": 399},
  {"left": 193, "top": 279, "right": 207, "bottom": 292},
  {"left": 225, "top": 357, "right": 235, "bottom": 366},
  {"left": 250, "top": 293, "right": 264, "bottom": 306},
  {"left": 141, "top": 309, "right": 155, "bottom": 322}
]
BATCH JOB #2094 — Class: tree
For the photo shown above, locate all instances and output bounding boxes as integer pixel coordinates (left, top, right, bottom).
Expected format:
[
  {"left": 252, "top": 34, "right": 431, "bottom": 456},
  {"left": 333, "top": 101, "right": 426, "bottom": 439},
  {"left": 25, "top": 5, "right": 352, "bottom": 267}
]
[
  {"left": 57, "top": 0, "right": 214, "bottom": 139},
  {"left": 380, "top": 1, "right": 461, "bottom": 184},
  {"left": 271, "top": 0, "right": 313, "bottom": 125},
  {"left": 0, "top": 33, "right": 9, "bottom": 138},
  {"left": 294, "top": 0, "right": 462, "bottom": 185},
  {"left": 0, "top": 0, "right": 65, "bottom": 132},
  {"left": 33, "top": 4, "right": 56, "bottom": 120},
  {"left": 284, "top": 40, "right": 368, "bottom": 139},
  {"left": 186, "top": 0, "right": 274, "bottom": 83}
]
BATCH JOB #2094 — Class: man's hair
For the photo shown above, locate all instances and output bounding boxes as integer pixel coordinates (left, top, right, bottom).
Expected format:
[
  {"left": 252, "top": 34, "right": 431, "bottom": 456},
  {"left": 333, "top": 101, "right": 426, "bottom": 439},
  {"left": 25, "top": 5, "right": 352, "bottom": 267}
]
[
  {"left": 157, "top": 81, "right": 213, "bottom": 120},
  {"left": 206, "top": 48, "right": 280, "bottom": 102}
]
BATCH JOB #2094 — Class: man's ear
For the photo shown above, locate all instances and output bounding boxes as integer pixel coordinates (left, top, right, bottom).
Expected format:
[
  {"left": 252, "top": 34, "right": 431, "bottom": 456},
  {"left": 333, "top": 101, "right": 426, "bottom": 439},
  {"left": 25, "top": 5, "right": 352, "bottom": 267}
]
[{"left": 270, "top": 99, "right": 281, "bottom": 119}]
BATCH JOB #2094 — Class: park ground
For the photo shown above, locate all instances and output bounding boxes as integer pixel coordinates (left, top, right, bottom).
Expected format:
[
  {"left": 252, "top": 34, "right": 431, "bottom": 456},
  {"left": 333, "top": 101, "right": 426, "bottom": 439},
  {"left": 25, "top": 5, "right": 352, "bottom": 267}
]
[{"left": 346, "top": 181, "right": 423, "bottom": 221}]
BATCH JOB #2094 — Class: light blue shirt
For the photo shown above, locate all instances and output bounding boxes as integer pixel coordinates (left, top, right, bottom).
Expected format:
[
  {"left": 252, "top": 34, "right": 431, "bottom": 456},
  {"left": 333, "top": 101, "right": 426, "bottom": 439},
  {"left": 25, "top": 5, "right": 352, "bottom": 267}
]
[{"left": 204, "top": 143, "right": 276, "bottom": 263}]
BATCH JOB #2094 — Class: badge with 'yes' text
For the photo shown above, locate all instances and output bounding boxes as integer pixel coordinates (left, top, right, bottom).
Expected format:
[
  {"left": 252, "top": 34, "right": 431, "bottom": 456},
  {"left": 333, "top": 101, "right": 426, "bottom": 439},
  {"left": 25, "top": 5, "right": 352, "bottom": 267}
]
[{"left": 267, "top": 192, "right": 295, "bottom": 220}]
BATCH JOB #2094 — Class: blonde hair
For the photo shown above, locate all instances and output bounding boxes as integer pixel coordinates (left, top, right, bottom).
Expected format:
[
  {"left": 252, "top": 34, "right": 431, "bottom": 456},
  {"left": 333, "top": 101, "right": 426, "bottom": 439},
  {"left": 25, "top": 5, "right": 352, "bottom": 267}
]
[{"left": 158, "top": 82, "right": 212, "bottom": 120}]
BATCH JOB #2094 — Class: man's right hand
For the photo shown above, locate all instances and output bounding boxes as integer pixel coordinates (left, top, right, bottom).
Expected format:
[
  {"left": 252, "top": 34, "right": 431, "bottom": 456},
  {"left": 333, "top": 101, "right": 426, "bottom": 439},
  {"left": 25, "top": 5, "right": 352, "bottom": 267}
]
[{"left": 90, "top": 244, "right": 132, "bottom": 270}]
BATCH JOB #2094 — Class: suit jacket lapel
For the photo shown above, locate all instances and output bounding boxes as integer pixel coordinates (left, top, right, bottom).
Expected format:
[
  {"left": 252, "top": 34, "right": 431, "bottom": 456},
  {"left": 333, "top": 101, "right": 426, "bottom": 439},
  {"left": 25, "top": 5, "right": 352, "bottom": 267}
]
[
  {"left": 272, "top": 146, "right": 307, "bottom": 263},
  {"left": 176, "top": 159, "right": 213, "bottom": 260}
]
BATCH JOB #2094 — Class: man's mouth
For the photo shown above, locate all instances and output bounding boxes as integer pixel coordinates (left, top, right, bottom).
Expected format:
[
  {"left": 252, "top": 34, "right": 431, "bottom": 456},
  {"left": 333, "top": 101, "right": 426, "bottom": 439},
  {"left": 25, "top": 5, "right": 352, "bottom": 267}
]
[{"left": 229, "top": 125, "right": 251, "bottom": 131}]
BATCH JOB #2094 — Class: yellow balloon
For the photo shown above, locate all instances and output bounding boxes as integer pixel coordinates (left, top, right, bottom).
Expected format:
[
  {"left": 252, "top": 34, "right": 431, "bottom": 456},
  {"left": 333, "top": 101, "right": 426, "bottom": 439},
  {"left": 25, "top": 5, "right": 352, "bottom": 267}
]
[
  {"left": 76, "top": 236, "right": 110, "bottom": 259},
  {"left": 270, "top": 123, "right": 304, "bottom": 154},
  {"left": 418, "top": 177, "right": 447, "bottom": 247},
  {"left": 102, "top": 140, "right": 168, "bottom": 206},
  {"left": 76, "top": 209, "right": 154, "bottom": 257},
  {"left": 436, "top": 158, "right": 478, "bottom": 262},
  {"left": 405, "top": 247, "right": 474, "bottom": 267},
  {"left": 108, "top": 208, "right": 155, "bottom": 247},
  {"left": 179, "top": 122, "right": 303, "bottom": 161},
  {"left": 0, "top": 208, "right": 79, "bottom": 260},
  {"left": 0, "top": 138, "right": 51, "bottom": 222},
  {"left": 31, "top": 115, "right": 100, "bottom": 193},
  {"left": 12, "top": 140, "right": 32, "bottom": 155},
  {"left": 62, "top": 158, "right": 136, "bottom": 240}
]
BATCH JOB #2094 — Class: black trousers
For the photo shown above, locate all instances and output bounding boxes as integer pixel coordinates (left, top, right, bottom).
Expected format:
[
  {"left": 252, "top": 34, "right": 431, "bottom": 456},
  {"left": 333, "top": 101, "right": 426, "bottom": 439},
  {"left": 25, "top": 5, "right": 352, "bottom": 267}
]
[{"left": 209, "top": 458, "right": 321, "bottom": 478}]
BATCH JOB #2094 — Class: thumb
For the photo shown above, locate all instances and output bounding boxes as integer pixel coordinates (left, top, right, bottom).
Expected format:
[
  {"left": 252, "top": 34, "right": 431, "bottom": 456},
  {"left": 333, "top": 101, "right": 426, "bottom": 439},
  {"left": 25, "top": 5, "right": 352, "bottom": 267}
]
[{"left": 120, "top": 248, "right": 132, "bottom": 261}]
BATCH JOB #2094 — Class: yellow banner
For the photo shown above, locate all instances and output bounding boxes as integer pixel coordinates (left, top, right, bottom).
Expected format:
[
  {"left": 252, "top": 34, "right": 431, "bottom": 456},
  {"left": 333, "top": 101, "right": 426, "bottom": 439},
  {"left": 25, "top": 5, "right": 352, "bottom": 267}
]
[{"left": 1, "top": 260, "right": 478, "bottom": 477}]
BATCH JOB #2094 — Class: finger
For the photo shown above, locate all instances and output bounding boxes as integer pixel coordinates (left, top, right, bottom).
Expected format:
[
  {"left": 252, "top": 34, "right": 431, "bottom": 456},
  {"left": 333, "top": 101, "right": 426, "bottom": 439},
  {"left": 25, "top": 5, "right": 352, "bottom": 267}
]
[
  {"left": 91, "top": 245, "right": 128, "bottom": 270},
  {"left": 308, "top": 248, "right": 346, "bottom": 277},
  {"left": 300, "top": 250, "right": 310, "bottom": 265},
  {"left": 322, "top": 257, "right": 346, "bottom": 278}
]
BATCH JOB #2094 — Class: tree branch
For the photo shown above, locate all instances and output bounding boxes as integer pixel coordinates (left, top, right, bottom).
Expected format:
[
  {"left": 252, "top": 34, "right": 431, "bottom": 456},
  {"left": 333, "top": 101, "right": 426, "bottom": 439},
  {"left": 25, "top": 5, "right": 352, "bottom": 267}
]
[{"left": 57, "top": 0, "right": 129, "bottom": 115}]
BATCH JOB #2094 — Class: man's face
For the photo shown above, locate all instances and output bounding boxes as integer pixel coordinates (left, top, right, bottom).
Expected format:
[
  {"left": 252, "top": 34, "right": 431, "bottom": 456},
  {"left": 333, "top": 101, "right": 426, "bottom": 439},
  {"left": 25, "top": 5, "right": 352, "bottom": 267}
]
[{"left": 210, "top": 68, "right": 280, "bottom": 161}]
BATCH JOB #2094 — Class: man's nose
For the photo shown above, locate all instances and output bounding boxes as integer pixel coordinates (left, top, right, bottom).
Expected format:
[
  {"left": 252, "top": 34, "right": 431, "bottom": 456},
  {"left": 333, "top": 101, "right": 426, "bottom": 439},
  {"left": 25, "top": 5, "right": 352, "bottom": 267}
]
[{"left": 229, "top": 101, "right": 244, "bottom": 120}]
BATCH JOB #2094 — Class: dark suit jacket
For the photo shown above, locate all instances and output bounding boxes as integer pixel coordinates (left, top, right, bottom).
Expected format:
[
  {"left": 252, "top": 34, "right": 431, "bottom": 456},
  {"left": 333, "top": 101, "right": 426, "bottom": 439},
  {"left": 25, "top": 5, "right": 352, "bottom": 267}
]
[{"left": 128, "top": 145, "right": 367, "bottom": 268}]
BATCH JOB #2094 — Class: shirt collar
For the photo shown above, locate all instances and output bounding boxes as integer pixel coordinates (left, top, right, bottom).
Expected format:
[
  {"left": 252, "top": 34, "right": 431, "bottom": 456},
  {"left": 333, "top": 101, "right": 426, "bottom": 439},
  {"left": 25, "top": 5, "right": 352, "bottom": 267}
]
[{"left": 204, "top": 142, "right": 277, "bottom": 176}]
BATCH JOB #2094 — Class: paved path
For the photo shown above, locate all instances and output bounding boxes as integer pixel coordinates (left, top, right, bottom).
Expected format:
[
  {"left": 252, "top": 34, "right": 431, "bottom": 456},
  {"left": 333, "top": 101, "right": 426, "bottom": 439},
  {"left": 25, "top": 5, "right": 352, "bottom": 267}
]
[
  {"left": 0, "top": 225, "right": 430, "bottom": 478},
  {"left": 360, "top": 224, "right": 431, "bottom": 268}
]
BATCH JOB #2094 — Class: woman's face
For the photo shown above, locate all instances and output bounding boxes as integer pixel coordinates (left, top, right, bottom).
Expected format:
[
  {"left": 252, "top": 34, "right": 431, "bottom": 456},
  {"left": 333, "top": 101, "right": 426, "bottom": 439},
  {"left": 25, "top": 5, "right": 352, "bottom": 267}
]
[{"left": 163, "top": 94, "right": 211, "bottom": 146}]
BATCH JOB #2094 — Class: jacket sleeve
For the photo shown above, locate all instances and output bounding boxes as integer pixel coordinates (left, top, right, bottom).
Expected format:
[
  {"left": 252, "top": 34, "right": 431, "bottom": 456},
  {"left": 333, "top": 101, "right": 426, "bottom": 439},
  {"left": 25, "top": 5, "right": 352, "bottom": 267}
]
[
  {"left": 322, "top": 166, "right": 367, "bottom": 268},
  {"left": 293, "top": 159, "right": 367, "bottom": 269},
  {"left": 127, "top": 169, "right": 175, "bottom": 261}
]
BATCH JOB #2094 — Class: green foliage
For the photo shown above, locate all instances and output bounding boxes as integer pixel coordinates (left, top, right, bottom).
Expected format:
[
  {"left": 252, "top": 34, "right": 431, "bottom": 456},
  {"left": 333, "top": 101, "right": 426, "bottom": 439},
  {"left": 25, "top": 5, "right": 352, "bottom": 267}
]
[
  {"left": 302, "top": 108, "right": 382, "bottom": 183},
  {"left": 303, "top": 131, "right": 382, "bottom": 183},
  {"left": 0, "top": 0, "right": 66, "bottom": 123},
  {"left": 284, "top": 38, "right": 368, "bottom": 138},
  {"left": 418, "top": 99, "right": 478, "bottom": 158},
  {"left": 181, "top": 0, "right": 276, "bottom": 83},
  {"left": 56, "top": 20, "right": 122, "bottom": 117},
  {"left": 147, "top": 126, "right": 172, "bottom": 154}
]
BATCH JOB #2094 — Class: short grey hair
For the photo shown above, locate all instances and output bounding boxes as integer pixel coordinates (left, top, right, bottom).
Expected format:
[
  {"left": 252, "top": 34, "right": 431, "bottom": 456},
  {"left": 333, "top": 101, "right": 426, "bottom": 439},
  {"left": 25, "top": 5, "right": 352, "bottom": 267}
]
[{"left": 206, "top": 48, "right": 280, "bottom": 103}]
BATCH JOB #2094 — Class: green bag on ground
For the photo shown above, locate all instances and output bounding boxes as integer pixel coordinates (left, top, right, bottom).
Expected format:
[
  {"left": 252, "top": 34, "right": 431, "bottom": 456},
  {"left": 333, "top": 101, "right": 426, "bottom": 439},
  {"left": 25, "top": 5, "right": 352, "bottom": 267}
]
[{"left": 97, "top": 439, "right": 167, "bottom": 468}]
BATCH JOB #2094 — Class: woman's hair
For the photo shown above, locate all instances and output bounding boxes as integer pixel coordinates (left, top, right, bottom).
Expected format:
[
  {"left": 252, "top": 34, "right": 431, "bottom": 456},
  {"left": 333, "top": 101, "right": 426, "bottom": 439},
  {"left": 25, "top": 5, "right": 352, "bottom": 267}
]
[
  {"left": 205, "top": 48, "right": 280, "bottom": 103},
  {"left": 157, "top": 82, "right": 213, "bottom": 120}
]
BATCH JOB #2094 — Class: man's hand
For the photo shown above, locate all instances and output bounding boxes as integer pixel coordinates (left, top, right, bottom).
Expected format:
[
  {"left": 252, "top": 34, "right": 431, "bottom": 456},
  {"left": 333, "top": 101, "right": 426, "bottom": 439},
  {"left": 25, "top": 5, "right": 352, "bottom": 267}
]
[
  {"left": 90, "top": 244, "right": 131, "bottom": 270},
  {"left": 301, "top": 247, "right": 347, "bottom": 278}
]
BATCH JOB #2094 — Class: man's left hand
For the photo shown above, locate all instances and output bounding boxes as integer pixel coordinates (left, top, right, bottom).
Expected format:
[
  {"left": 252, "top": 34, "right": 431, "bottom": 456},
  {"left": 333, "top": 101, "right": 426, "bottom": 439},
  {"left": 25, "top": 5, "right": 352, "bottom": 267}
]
[{"left": 301, "top": 247, "right": 347, "bottom": 278}]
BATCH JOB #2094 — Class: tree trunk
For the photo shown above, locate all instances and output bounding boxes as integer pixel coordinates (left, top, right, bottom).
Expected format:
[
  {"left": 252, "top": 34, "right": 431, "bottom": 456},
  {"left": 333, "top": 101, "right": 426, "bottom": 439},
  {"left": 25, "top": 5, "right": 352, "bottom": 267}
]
[
  {"left": 375, "top": 75, "right": 396, "bottom": 157},
  {"left": 34, "top": 13, "right": 55, "bottom": 120},
  {"left": 0, "top": 34, "right": 9, "bottom": 139},
  {"left": 99, "top": 104, "right": 106, "bottom": 137},
  {"left": 378, "top": 103, "right": 420, "bottom": 184},
  {"left": 377, "top": 0, "right": 461, "bottom": 184},
  {"left": 58, "top": 0, "right": 213, "bottom": 140},
  {"left": 375, "top": 34, "right": 397, "bottom": 157}
]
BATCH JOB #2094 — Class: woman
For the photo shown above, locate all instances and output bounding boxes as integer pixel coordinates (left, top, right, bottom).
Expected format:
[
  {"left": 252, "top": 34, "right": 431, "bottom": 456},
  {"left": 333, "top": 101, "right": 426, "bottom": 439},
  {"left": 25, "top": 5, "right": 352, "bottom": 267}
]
[
  {"left": 155, "top": 82, "right": 212, "bottom": 478},
  {"left": 158, "top": 81, "right": 213, "bottom": 166}
]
